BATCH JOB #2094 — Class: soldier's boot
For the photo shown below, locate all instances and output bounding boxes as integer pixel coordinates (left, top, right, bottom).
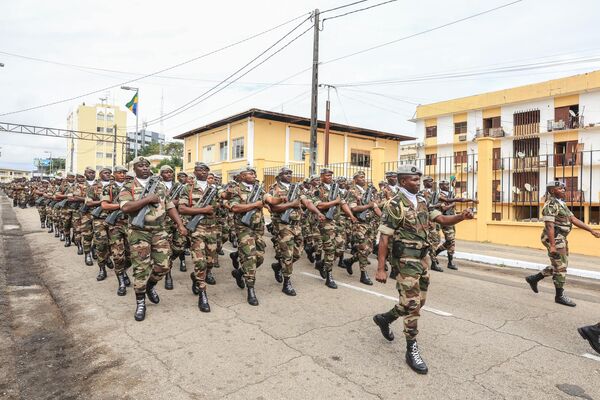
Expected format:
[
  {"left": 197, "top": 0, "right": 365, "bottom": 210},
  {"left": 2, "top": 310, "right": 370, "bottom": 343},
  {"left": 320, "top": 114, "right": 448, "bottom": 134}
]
[
  {"left": 555, "top": 287, "right": 576, "bottom": 307},
  {"left": 578, "top": 323, "right": 600, "bottom": 355},
  {"left": 59, "top": 232, "right": 65, "bottom": 242},
  {"left": 64, "top": 234, "right": 71, "bottom": 247},
  {"left": 217, "top": 246, "right": 225, "bottom": 256},
  {"left": 325, "top": 270, "right": 337, "bottom": 289},
  {"left": 230, "top": 233, "right": 238, "bottom": 248},
  {"left": 76, "top": 241, "right": 84, "bottom": 255},
  {"left": 271, "top": 262, "right": 283, "bottom": 283},
  {"left": 134, "top": 293, "right": 146, "bottom": 322},
  {"left": 373, "top": 313, "right": 396, "bottom": 341},
  {"left": 389, "top": 266, "right": 399, "bottom": 280},
  {"left": 430, "top": 259, "right": 443, "bottom": 272},
  {"left": 198, "top": 289, "right": 211, "bottom": 313},
  {"left": 231, "top": 268, "right": 245, "bottom": 289},
  {"left": 525, "top": 272, "right": 544, "bottom": 293},
  {"left": 406, "top": 340, "right": 428, "bottom": 375},
  {"left": 84, "top": 252, "right": 94, "bottom": 266},
  {"left": 447, "top": 254, "right": 458, "bottom": 270},
  {"left": 246, "top": 286, "right": 259, "bottom": 306},
  {"left": 282, "top": 277, "right": 296, "bottom": 296},
  {"left": 41, "top": 221, "right": 45, "bottom": 229},
  {"left": 342, "top": 257, "right": 355, "bottom": 275},
  {"left": 190, "top": 273, "right": 200, "bottom": 295},
  {"left": 91, "top": 246, "right": 98, "bottom": 260},
  {"left": 360, "top": 270, "right": 373, "bottom": 286},
  {"left": 435, "top": 246, "right": 445, "bottom": 256},
  {"left": 305, "top": 245, "right": 315, "bottom": 263},
  {"left": 184, "top": 247, "right": 191, "bottom": 256},
  {"left": 123, "top": 271, "right": 131, "bottom": 287},
  {"left": 117, "top": 273, "right": 127, "bottom": 296},
  {"left": 96, "top": 263, "right": 107, "bottom": 281},
  {"left": 146, "top": 279, "right": 160, "bottom": 304},
  {"left": 164, "top": 271, "right": 174, "bottom": 290},
  {"left": 47, "top": 223, "right": 54, "bottom": 233},
  {"left": 71, "top": 231, "right": 76, "bottom": 243},
  {"left": 179, "top": 253, "right": 187, "bottom": 272},
  {"left": 206, "top": 269, "right": 216, "bottom": 285},
  {"left": 230, "top": 251, "right": 240, "bottom": 270},
  {"left": 105, "top": 259, "right": 114, "bottom": 270},
  {"left": 315, "top": 260, "right": 327, "bottom": 279},
  {"left": 337, "top": 255, "right": 345, "bottom": 268}
]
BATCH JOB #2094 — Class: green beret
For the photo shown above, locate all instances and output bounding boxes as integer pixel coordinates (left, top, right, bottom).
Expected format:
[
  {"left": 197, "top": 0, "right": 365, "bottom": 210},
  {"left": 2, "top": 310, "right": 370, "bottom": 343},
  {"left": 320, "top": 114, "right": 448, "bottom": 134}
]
[{"left": 84, "top": 166, "right": 95, "bottom": 172}]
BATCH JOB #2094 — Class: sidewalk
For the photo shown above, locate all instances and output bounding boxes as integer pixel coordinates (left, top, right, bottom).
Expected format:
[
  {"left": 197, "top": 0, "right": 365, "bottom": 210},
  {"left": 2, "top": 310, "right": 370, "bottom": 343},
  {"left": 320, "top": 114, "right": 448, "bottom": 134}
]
[{"left": 453, "top": 240, "right": 600, "bottom": 280}]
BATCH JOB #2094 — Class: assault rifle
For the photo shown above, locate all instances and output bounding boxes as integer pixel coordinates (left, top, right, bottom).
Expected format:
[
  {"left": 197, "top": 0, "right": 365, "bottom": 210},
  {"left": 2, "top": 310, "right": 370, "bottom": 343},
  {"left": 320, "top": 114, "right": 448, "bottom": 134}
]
[
  {"left": 91, "top": 205, "right": 104, "bottom": 218},
  {"left": 356, "top": 185, "right": 374, "bottom": 222},
  {"left": 185, "top": 186, "right": 217, "bottom": 231},
  {"left": 169, "top": 183, "right": 186, "bottom": 200},
  {"left": 131, "top": 176, "right": 161, "bottom": 229},
  {"left": 280, "top": 183, "right": 300, "bottom": 224},
  {"left": 241, "top": 182, "right": 262, "bottom": 227},
  {"left": 54, "top": 198, "right": 68, "bottom": 209},
  {"left": 105, "top": 210, "right": 123, "bottom": 226},
  {"left": 79, "top": 203, "right": 89, "bottom": 213},
  {"left": 324, "top": 182, "right": 339, "bottom": 220}
]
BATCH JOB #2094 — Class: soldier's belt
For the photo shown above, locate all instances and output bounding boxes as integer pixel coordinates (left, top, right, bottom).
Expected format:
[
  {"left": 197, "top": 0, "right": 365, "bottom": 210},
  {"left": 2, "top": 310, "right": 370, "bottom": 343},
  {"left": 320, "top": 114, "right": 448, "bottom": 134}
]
[{"left": 392, "top": 241, "right": 429, "bottom": 259}]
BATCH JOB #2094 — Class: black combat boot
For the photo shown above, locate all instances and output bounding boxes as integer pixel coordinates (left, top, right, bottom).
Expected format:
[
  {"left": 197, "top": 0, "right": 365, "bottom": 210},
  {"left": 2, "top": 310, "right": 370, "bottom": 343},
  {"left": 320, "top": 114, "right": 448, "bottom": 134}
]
[
  {"left": 84, "top": 252, "right": 94, "bottom": 266},
  {"left": 525, "top": 272, "right": 544, "bottom": 293},
  {"left": 435, "top": 246, "right": 445, "bottom": 256},
  {"left": 206, "top": 269, "right": 216, "bottom": 285},
  {"left": 105, "top": 259, "right": 114, "bottom": 270},
  {"left": 164, "top": 271, "right": 173, "bottom": 290},
  {"left": 64, "top": 234, "right": 71, "bottom": 247},
  {"left": 230, "top": 233, "right": 238, "bottom": 248},
  {"left": 430, "top": 259, "right": 443, "bottom": 272},
  {"left": 247, "top": 286, "right": 259, "bottom": 306},
  {"left": 305, "top": 245, "right": 315, "bottom": 263},
  {"left": 325, "top": 270, "right": 337, "bottom": 289},
  {"left": 179, "top": 253, "right": 187, "bottom": 272},
  {"left": 360, "top": 271, "right": 373, "bottom": 286},
  {"left": 271, "top": 261, "right": 283, "bottom": 283},
  {"left": 555, "top": 287, "right": 576, "bottom": 307},
  {"left": 47, "top": 223, "right": 54, "bottom": 233},
  {"left": 578, "top": 323, "right": 600, "bottom": 355},
  {"left": 389, "top": 266, "right": 399, "bottom": 280},
  {"left": 190, "top": 273, "right": 200, "bottom": 295},
  {"left": 76, "top": 241, "right": 84, "bottom": 255},
  {"left": 217, "top": 246, "right": 225, "bottom": 256},
  {"left": 406, "top": 340, "right": 428, "bottom": 374},
  {"left": 41, "top": 221, "right": 45, "bottom": 229},
  {"left": 91, "top": 246, "right": 98, "bottom": 259},
  {"left": 282, "top": 276, "right": 297, "bottom": 296},
  {"left": 96, "top": 263, "right": 107, "bottom": 281},
  {"left": 315, "top": 259, "right": 326, "bottom": 279},
  {"left": 117, "top": 273, "right": 127, "bottom": 296},
  {"left": 123, "top": 271, "right": 131, "bottom": 287},
  {"left": 447, "top": 254, "right": 457, "bottom": 270},
  {"left": 230, "top": 251, "right": 240, "bottom": 269},
  {"left": 337, "top": 255, "right": 345, "bottom": 268},
  {"left": 146, "top": 279, "right": 160, "bottom": 304},
  {"left": 184, "top": 247, "right": 191, "bottom": 256},
  {"left": 231, "top": 268, "right": 245, "bottom": 289},
  {"left": 373, "top": 313, "right": 396, "bottom": 341},
  {"left": 134, "top": 292, "right": 146, "bottom": 321},
  {"left": 59, "top": 232, "right": 65, "bottom": 241},
  {"left": 342, "top": 257, "right": 355, "bottom": 275},
  {"left": 198, "top": 289, "right": 210, "bottom": 312}
]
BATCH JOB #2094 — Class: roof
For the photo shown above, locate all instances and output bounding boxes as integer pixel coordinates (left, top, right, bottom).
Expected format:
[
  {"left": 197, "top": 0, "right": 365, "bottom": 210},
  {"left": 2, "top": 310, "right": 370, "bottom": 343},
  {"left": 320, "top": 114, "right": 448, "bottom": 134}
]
[{"left": 173, "top": 108, "right": 413, "bottom": 141}]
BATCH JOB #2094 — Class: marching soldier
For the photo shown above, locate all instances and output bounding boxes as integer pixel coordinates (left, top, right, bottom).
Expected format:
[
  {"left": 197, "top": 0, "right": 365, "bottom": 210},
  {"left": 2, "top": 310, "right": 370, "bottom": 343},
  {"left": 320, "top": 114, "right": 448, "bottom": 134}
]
[
  {"left": 86, "top": 168, "right": 113, "bottom": 280},
  {"left": 525, "top": 180, "right": 600, "bottom": 306},
  {"left": 119, "top": 156, "right": 188, "bottom": 321},
  {"left": 33, "top": 180, "right": 49, "bottom": 228},
  {"left": 373, "top": 165, "right": 473, "bottom": 374},
  {"left": 420, "top": 176, "right": 443, "bottom": 272},
  {"left": 57, "top": 172, "right": 76, "bottom": 244},
  {"left": 81, "top": 167, "right": 98, "bottom": 266},
  {"left": 176, "top": 171, "right": 190, "bottom": 271},
  {"left": 67, "top": 173, "right": 88, "bottom": 255}
]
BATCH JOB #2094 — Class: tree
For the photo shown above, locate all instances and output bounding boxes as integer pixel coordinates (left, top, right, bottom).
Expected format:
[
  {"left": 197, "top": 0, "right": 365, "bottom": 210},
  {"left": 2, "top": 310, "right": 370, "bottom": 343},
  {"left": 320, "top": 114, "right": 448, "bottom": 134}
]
[{"left": 152, "top": 156, "right": 183, "bottom": 174}]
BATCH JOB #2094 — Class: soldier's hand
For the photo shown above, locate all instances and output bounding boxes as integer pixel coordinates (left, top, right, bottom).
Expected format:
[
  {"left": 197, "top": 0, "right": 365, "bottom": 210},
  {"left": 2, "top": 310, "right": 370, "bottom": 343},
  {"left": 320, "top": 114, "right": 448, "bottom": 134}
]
[
  {"left": 591, "top": 231, "right": 600, "bottom": 239},
  {"left": 253, "top": 200, "right": 264, "bottom": 209},
  {"left": 292, "top": 198, "right": 301, "bottom": 208},
  {"left": 350, "top": 216, "right": 358, "bottom": 224},
  {"left": 549, "top": 245, "right": 558, "bottom": 257},
  {"left": 146, "top": 194, "right": 160, "bottom": 204},
  {"left": 204, "top": 205, "right": 215, "bottom": 214},
  {"left": 375, "top": 269, "right": 387, "bottom": 283},
  {"left": 317, "top": 213, "right": 326, "bottom": 222},
  {"left": 368, "top": 201, "right": 375, "bottom": 209},
  {"left": 178, "top": 225, "right": 188, "bottom": 237},
  {"left": 462, "top": 209, "right": 474, "bottom": 220}
]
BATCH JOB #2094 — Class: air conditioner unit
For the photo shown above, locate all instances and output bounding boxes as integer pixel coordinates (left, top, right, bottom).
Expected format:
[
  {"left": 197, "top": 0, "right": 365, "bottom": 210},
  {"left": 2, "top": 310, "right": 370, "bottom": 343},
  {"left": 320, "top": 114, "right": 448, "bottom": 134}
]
[
  {"left": 463, "top": 165, "right": 473, "bottom": 173},
  {"left": 458, "top": 134, "right": 467, "bottom": 142}
]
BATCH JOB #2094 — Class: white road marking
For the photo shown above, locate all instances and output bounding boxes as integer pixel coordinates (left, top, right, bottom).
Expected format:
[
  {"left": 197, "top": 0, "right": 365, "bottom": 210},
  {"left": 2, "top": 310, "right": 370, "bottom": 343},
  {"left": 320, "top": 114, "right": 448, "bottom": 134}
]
[
  {"left": 582, "top": 353, "right": 600, "bottom": 362},
  {"left": 300, "top": 271, "right": 453, "bottom": 317},
  {"left": 3, "top": 224, "right": 19, "bottom": 230}
]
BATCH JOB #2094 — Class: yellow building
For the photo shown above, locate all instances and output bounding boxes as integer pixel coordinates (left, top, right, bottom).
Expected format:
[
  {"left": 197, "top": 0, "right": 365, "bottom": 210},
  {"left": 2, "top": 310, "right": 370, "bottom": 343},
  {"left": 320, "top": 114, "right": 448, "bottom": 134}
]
[
  {"left": 65, "top": 103, "right": 127, "bottom": 173},
  {"left": 174, "top": 108, "right": 413, "bottom": 183},
  {"left": 0, "top": 168, "right": 31, "bottom": 183}
]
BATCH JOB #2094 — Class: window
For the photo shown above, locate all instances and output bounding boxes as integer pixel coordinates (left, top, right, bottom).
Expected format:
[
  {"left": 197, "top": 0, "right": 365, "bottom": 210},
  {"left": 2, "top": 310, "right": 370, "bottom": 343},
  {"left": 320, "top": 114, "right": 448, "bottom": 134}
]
[
  {"left": 554, "top": 140, "right": 580, "bottom": 166},
  {"left": 96, "top": 112, "right": 104, "bottom": 120},
  {"left": 97, "top": 140, "right": 105, "bottom": 146},
  {"left": 425, "top": 153, "right": 437, "bottom": 166},
  {"left": 96, "top": 127, "right": 104, "bottom": 133},
  {"left": 350, "top": 149, "right": 371, "bottom": 167},
  {"left": 106, "top": 113, "right": 114, "bottom": 122},
  {"left": 492, "top": 147, "right": 502, "bottom": 170},
  {"left": 105, "top": 153, "right": 113, "bottom": 159},
  {"left": 425, "top": 126, "right": 437, "bottom": 138},
  {"left": 106, "top": 127, "right": 113, "bottom": 133},
  {"left": 483, "top": 117, "right": 501, "bottom": 135},
  {"left": 96, "top": 152, "right": 104, "bottom": 158},
  {"left": 454, "top": 122, "right": 467, "bottom": 134},
  {"left": 232, "top": 137, "right": 244, "bottom": 159},
  {"left": 454, "top": 151, "right": 467, "bottom": 164},
  {"left": 294, "top": 141, "right": 310, "bottom": 161},
  {"left": 513, "top": 109, "right": 540, "bottom": 135},
  {"left": 219, "top": 141, "right": 228, "bottom": 161},
  {"left": 187, "top": 152, "right": 191, "bottom": 163},
  {"left": 202, "top": 145, "right": 214, "bottom": 163},
  {"left": 96, "top": 165, "right": 103, "bottom": 171}
]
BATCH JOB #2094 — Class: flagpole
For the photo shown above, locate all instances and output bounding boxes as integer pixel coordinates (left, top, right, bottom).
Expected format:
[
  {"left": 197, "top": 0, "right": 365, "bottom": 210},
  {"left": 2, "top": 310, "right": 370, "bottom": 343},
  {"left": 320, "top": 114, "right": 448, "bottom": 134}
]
[{"left": 135, "top": 88, "right": 139, "bottom": 158}]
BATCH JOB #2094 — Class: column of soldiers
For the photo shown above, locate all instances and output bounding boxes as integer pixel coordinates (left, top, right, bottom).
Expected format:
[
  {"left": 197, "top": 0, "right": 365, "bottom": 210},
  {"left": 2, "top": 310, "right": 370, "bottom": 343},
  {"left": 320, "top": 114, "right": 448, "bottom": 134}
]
[{"left": 6, "top": 160, "right": 600, "bottom": 374}]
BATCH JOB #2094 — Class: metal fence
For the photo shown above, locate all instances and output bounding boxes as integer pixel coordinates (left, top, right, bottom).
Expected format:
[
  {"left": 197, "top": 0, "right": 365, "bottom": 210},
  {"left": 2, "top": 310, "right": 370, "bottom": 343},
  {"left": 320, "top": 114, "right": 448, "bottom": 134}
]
[
  {"left": 316, "top": 162, "right": 373, "bottom": 184},
  {"left": 262, "top": 163, "right": 305, "bottom": 190},
  {"left": 492, "top": 150, "right": 600, "bottom": 224}
]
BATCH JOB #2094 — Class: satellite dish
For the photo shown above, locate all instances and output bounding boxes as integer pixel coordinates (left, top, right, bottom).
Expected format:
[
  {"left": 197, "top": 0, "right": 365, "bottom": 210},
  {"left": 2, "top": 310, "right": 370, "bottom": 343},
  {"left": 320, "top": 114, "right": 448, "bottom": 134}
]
[
  {"left": 511, "top": 186, "right": 517, "bottom": 193},
  {"left": 516, "top": 151, "right": 526, "bottom": 159},
  {"left": 515, "top": 188, "right": 521, "bottom": 194},
  {"left": 569, "top": 109, "right": 577, "bottom": 117},
  {"left": 524, "top": 183, "right": 532, "bottom": 192}
]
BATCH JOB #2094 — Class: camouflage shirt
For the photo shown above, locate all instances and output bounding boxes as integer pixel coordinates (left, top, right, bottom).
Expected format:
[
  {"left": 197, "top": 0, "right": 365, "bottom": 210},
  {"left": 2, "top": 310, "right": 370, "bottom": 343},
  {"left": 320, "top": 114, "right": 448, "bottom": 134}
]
[
  {"left": 86, "top": 181, "right": 110, "bottom": 218},
  {"left": 119, "top": 177, "right": 174, "bottom": 230},
  {"left": 229, "top": 182, "right": 265, "bottom": 228},
  {"left": 266, "top": 181, "right": 306, "bottom": 222},
  {"left": 346, "top": 183, "right": 375, "bottom": 222},
  {"left": 311, "top": 182, "right": 346, "bottom": 220},
  {"left": 180, "top": 179, "right": 221, "bottom": 226},
  {"left": 541, "top": 194, "right": 573, "bottom": 237}
]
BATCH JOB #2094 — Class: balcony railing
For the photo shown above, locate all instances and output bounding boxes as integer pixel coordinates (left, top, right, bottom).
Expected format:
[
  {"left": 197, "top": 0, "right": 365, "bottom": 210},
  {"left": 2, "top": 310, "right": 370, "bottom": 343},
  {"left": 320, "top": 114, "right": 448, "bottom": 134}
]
[
  {"left": 476, "top": 127, "right": 505, "bottom": 138},
  {"left": 513, "top": 123, "right": 539, "bottom": 137},
  {"left": 547, "top": 116, "right": 584, "bottom": 132}
]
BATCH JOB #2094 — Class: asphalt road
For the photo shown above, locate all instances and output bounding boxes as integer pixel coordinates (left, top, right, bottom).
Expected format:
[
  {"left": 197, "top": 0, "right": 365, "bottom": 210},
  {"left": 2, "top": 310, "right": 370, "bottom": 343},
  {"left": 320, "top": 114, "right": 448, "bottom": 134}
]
[{"left": 1, "top": 198, "right": 599, "bottom": 400}]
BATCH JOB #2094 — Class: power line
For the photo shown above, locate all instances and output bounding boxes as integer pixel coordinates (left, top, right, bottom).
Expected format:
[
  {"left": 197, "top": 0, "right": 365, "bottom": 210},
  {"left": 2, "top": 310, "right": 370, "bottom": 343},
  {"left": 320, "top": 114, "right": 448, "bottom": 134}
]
[
  {"left": 320, "top": 0, "right": 370, "bottom": 14},
  {"left": 322, "top": 0, "right": 398, "bottom": 26},
  {"left": 0, "top": 12, "right": 310, "bottom": 117}
]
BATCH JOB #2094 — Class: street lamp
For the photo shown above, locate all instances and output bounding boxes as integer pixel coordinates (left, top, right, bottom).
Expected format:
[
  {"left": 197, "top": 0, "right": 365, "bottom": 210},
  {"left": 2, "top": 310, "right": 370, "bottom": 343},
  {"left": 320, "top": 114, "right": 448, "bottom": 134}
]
[
  {"left": 44, "top": 150, "right": 52, "bottom": 176},
  {"left": 121, "top": 86, "right": 139, "bottom": 158}
]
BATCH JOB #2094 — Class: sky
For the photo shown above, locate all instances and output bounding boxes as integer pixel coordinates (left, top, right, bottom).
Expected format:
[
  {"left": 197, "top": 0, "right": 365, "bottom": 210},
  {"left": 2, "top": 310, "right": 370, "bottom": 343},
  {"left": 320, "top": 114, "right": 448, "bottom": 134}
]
[{"left": 2, "top": 0, "right": 600, "bottom": 171}]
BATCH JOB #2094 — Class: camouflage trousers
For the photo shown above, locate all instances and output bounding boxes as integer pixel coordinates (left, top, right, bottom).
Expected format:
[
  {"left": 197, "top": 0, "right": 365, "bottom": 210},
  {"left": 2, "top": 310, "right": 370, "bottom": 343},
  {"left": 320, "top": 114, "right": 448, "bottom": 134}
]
[
  {"left": 53, "top": 207, "right": 63, "bottom": 231},
  {"left": 108, "top": 221, "right": 130, "bottom": 275},
  {"left": 428, "top": 223, "right": 441, "bottom": 264},
  {"left": 274, "top": 220, "right": 302, "bottom": 277},
  {"left": 37, "top": 205, "right": 47, "bottom": 223},
  {"left": 236, "top": 224, "right": 266, "bottom": 288},
  {"left": 80, "top": 213, "right": 94, "bottom": 252},
  {"left": 45, "top": 205, "right": 53, "bottom": 225},
  {"left": 61, "top": 208, "right": 74, "bottom": 235},
  {"left": 271, "top": 219, "right": 281, "bottom": 260},
  {"left": 128, "top": 228, "right": 171, "bottom": 293},
  {"left": 541, "top": 232, "right": 568, "bottom": 288},
  {"left": 92, "top": 218, "right": 110, "bottom": 266},
  {"left": 166, "top": 221, "right": 186, "bottom": 257},
  {"left": 72, "top": 210, "right": 82, "bottom": 243},
  {"left": 301, "top": 215, "right": 312, "bottom": 248},
  {"left": 190, "top": 223, "right": 220, "bottom": 289},
  {"left": 440, "top": 225, "right": 456, "bottom": 255},
  {"left": 310, "top": 217, "right": 323, "bottom": 254},
  {"left": 351, "top": 222, "right": 374, "bottom": 271},
  {"left": 386, "top": 255, "right": 431, "bottom": 340},
  {"left": 318, "top": 220, "right": 343, "bottom": 272},
  {"left": 336, "top": 218, "right": 349, "bottom": 257}
]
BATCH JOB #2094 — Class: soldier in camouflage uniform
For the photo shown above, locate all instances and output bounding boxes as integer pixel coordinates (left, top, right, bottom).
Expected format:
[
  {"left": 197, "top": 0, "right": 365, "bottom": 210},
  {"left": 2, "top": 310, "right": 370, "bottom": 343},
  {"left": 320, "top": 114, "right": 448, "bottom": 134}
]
[
  {"left": 86, "top": 168, "right": 114, "bottom": 280},
  {"left": 420, "top": 176, "right": 443, "bottom": 272},
  {"left": 67, "top": 173, "right": 88, "bottom": 255},
  {"left": 373, "top": 165, "right": 473, "bottom": 375},
  {"left": 336, "top": 177, "right": 351, "bottom": 267},
  {"left": 120, "top": 156, "right": 188, "bottom": 322},
  {"left": 79, "top": 167, "right": 97, "bottom": 266},
  {"left": 57, "top": 172, "right": 77, "bottom": 244},
  {"left": 100, "top": 165, "right": 132, "bottom": 296},
  {"left": 228, "top": 167, "right": 266, "bottom": 306},
  {"left": 525, "top": 180, "right": 600, "bottom": 306},
  {"left": 34, "top": 180, "right": 49, "bottom": 228},
  {"left": 305, "top": 175, "right": 323, "bottom": 264},
  {"left": 178, "top": 162, "right": 221, "bottom": 312},
  {"left": 265, "top": 167, "right": 324, "bottom": 295},
  {"left": 176, "top": 171, "right": 190, "bottom": 271}
]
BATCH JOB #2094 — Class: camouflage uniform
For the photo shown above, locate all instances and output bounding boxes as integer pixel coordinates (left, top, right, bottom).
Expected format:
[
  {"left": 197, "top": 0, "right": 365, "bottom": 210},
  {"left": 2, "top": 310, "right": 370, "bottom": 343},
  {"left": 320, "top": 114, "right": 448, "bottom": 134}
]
[
  {"left": 66, "top": 181, "right": 87, "bottom": 245},
  {"left": 80, "top": 180, "right": 97, "bottom": 255},
  {"left": 346, "top": 183, "right": 376, "bottom": 273},
  {"left": 312, "top": 182, "right": 346, "bottom": 273},
  {"left": 87, "top": 181, "right": 111, "bottom": 268},
  {"left": 163, "top": 180, "right": 187, "bottom": 275},
  {"left": 540, "top": 194, "right": 573, "bottom": 288},
  {"left": 420, "top": 187, "right": 441, "bottom": 267},
  {"left": 439, "top": 189, "right": 456, "bottom": 256},
  {"left": 101, "top": 181, "right": 131, "bottom": 276}
]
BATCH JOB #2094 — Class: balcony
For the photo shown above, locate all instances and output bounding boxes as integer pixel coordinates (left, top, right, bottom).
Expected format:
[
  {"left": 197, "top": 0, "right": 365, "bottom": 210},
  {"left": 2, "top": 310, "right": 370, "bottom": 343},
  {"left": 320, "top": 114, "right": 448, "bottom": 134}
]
[
  {"left": 547, "top": 116, "right": 583, "bottom": 131},
  {"left": 476, "top": 127, "right": 505, "bottom": 138},
  {"left": 513, "top": 123, "right": 539, "bottom": 137}
]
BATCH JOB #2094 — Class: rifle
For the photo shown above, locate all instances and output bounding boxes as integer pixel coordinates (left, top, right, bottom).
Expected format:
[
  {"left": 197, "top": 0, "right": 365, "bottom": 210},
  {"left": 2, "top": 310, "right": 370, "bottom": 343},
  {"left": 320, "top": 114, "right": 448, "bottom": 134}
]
[
  {"left": 280, "top": 183, "right": 300, "bottom": 224},
  {"left": 169, "top": 183, "right": 186, "bottom": 200},
  {"left": 105, "top": 210, "right": 123, "bottom": 226},
  {"left": 91, "top": 205, "right": 103, "bottom": 218},
  {"left": 185, "top": 186, "right": 217, "bottom": 231},
  {"left": 324, "top": 182, "right": 339, "bottom": 220},
  {"left": 240, "top": 182, "right": 263, "bottom": 227},
  {"left": 79, "top": 203, "right": 89, "bottom": 213},
  {"left": 54, "top": 198, "right": 68, "bottom": 209},
  {"left": 131, "top": 176, "right": 161, "bottom": 229},
  {"left": 356, "top": 185, "right": 374, "bottom": 222}
]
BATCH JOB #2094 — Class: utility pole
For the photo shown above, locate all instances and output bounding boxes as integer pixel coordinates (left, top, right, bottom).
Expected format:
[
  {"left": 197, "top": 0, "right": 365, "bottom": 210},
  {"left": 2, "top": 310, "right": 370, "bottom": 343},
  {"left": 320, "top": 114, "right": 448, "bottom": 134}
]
[
  {"left": 319, "top": 84, "right": 334, "bottom": 165},
  {"left": 308, "top": 9, "right": 320, "bottom": 175},
  {"left": 112, "top": 124, "right": 117, "bottom": 168}
]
